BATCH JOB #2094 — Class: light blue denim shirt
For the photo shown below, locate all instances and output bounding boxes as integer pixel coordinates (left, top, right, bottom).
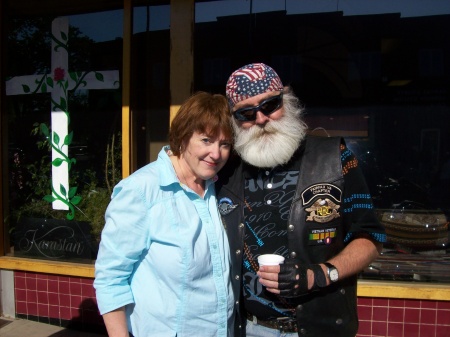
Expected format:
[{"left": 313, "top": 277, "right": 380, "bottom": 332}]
[{"left": 94, "top": 146, "right": 234, "bottom": 337}]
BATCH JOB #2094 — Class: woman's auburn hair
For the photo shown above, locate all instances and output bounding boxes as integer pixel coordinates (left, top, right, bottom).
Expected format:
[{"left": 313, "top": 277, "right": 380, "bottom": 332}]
[{"left": 169, "top": 91, "right": 233, "bottom": 156}]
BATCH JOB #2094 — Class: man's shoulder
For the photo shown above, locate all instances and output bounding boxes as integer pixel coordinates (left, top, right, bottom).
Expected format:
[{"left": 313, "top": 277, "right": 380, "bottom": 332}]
[
  {"left": 216, "top": 152, "right": 243, "bottom": 191},
  {"left": 305, "top": 134, "right": 344, "bottom": 146}
]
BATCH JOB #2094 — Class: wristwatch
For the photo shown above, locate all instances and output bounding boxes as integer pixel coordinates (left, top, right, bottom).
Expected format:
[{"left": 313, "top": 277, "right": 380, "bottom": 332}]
[{"left": 324, "top": 262, "right": 339, "bottom": 282}]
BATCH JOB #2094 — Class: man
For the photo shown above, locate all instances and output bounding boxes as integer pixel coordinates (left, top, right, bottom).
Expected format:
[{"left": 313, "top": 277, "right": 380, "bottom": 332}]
[{"left": 216, "top": 63, "right": 386, "bottom": 337}]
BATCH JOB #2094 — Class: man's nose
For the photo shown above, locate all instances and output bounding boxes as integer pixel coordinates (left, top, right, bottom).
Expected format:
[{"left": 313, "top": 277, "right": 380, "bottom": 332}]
[{"left": 254, "top": 110, "right": 270, "bottom": 125}]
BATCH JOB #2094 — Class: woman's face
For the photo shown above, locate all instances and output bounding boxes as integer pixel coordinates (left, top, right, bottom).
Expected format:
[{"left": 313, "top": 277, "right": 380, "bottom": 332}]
[{"left": 181, "top": 130, "right": 231, "bottom": 182}]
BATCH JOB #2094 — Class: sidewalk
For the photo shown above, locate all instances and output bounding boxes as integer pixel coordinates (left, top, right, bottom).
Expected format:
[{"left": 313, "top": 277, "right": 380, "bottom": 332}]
[{"left": 0, "top": 317, "right": 106, "bottom": 337}]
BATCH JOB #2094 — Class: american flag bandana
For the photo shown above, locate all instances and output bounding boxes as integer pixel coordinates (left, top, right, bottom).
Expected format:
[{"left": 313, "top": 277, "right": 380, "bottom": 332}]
[{"left": 226, "top": 63, "right": 284, "bottom": 108}]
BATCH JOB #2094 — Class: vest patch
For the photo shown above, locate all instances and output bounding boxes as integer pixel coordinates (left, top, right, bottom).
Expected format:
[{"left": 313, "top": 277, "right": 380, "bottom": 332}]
[
  {"left": 305, "top": 198, "right": 341, "bottom": 223},
  {"left": 308, "top": 227, "right": 337, "bottom": 245},
  {"left": 218, "top": 197, "right": 238, "bottom": 215},
  {"left": 301, "top": 183, "right": 342, "bottom": 205}
]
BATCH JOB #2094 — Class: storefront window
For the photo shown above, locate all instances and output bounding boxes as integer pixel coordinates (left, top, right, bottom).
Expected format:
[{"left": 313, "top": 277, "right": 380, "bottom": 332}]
[
  {"left": 194, "top": 0, "right": 450, "bottom": 283},
  {"left": 2, "top": 0, "right": 449, "bottom": 283},
  {"left": 4, "top": 11, "right": 123, "bottom": 263}
]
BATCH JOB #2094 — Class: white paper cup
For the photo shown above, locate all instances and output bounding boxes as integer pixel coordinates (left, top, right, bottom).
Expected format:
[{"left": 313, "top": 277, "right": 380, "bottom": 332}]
[{"left": 257, "top": 254, "right": 285, "bottom": 267}]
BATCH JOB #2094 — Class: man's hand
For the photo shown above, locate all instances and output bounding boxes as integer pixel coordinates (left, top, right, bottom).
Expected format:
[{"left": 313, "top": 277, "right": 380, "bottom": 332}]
[
  {"left": 257, "top": 260, "right": 312, "bottom": 297},
  {"left": 257, "top": 264, "right": 281, "bottom": 293}
]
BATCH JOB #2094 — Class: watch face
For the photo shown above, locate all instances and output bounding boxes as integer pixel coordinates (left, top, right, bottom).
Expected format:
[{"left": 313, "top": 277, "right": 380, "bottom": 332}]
[{"left": 329, "top": 269, "right": 339, "bottom": 282}]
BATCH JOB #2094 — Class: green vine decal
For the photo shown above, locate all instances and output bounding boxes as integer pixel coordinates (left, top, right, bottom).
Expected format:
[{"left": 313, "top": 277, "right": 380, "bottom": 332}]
[
  {"left": 41, "top": 117, "right": 79, "bottom": 220},
  {"left": 51, "top": 29, "right": 68, "bottom": 53},
  {"left": 43, "top": 181, "right": 81, "bottom": 220}
]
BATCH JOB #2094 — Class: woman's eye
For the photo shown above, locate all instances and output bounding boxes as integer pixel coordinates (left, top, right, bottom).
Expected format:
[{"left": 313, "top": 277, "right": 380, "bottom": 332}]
[{"left": 202, "top": 138, "right": 211, "bottom": 143}]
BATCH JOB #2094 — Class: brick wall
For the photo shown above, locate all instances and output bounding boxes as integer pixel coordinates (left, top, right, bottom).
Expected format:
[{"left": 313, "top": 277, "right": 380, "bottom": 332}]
[{"left": 14, "top": 271, "right": 450, "bottom": 337}]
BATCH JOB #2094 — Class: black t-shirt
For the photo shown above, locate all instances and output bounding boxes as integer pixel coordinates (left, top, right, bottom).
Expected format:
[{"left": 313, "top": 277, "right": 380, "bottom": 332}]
[{"left": 242, "top": 155, "right": 300, "bottom": 319}]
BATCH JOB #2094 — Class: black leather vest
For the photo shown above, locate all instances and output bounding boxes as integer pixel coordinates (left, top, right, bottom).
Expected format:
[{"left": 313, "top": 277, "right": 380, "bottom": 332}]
[{"left": 217, "top": 136, "right": 358, "bottom": 337}]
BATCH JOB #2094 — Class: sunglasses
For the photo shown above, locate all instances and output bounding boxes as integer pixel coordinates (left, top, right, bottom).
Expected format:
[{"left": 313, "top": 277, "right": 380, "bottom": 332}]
[{"left": 233, "top": 92, "right": 283, "bottom": 121}]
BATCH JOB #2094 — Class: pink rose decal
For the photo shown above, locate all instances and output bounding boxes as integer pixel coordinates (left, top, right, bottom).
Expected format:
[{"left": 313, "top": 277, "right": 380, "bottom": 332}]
[{"left": 53, "top": 67, "right": 65, "bottom": 81}]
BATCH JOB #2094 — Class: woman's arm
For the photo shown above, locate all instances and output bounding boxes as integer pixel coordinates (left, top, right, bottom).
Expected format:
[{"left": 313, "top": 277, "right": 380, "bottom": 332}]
[{"left": 103, "top": 307, "right": 129, "bottom": 337}]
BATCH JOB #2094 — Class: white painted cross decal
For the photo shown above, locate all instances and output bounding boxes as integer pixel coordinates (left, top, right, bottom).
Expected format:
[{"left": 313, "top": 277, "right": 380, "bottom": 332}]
[{"left": 6, "top": 17, "right": 120, "bottom": 214}]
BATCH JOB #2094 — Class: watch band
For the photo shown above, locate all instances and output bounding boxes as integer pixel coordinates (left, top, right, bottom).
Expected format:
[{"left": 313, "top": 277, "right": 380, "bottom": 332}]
[
  {"left": 323, "top": 262, "right": 336, "bottom": 270},
  {"left": 309, "top": 264, "right": 327, "bottom": 289}
]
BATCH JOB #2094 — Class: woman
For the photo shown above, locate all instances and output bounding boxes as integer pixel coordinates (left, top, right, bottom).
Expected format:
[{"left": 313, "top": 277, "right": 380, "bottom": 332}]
[{"left": 94, "top": 92, "right": 234, "bottom": 337}]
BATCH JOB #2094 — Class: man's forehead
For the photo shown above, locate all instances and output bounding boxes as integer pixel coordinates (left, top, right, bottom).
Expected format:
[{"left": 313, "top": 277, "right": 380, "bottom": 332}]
[{"left": 233, "top": 91, "right": 279, "bottom": 109}]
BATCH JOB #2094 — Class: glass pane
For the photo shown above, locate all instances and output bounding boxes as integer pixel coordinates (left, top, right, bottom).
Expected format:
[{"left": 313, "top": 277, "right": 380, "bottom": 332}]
[
  {"left": 194, "top": 0, "right": 450, "bottom": 283},
  {"left": 132, "top": 4, "right": 171, "bottom": 167},
  {"left": 4, "top": 12, "right": 122, "bottom": 263}
]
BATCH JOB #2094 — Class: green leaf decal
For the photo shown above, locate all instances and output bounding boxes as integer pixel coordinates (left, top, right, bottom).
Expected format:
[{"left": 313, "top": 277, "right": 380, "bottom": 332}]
[
  {"left": 71, "top": 196, "right": 82, "bottom": 205},
  {"left": 43, "top": 195, "right": 56, "bottom": 203},
  {"left": 52, "top": 158, "right": 64, "bottom": 167},
  {"left": 95, "top": 72, "right": 105, "bottom": 81},
  {"left": 60, "top": 184, "right": 67, "bottom": 196},
  {"left": 68, "top": 186, "right": 78, "bottom": 198},
  {"left": 46, "top": 77, "right": 54, "bottom": 87},
  {"left": 69, "top": 72, "right": 76, "bottom": 81},
  {"left": 53, "top": 132, "right": 60, "bottom": 145},
  {"left": 40, "top": 123, "right": 50, "bottom": 136},
  {"left": 59, "top": 97, "right": 67, "bottom": 111},
  {"left": 67, "top": 131, "right": 74, "bottom": 145},
  {"left": 22, "top": 84, "right": 30, "bottom": 93}
]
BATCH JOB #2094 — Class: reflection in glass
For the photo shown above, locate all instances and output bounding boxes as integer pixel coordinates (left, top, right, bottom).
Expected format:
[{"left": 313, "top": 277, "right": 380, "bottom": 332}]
[
  {"left": 193, "top": 0, "right": 450, "bottom": 283},
  {"left": 5, "top": 13, "right": 122, "bottom": 263}
]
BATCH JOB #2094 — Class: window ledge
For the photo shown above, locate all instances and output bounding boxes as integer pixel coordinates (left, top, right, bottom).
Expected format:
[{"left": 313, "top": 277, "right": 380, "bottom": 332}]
[
  {"left": 1, "top": 256, "right": 450, "bottom": 301},
  {"left": 357, "top": 279, "right": 450, "bottom": 301},
  {"left": 0, "top": 256, "right": 95, "bottom": 278}
]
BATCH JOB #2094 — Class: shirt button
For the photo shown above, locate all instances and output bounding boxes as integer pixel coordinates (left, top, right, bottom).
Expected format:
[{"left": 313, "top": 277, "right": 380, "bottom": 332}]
[
  {"left": 239, "top": 223, "right": 245, "bottom": 228},
  {"left": 336, "top": 318, "right": 343, "bottom": 325},
  {"left": 236, "top": 249, "right": 241, "bottom": 255},
  {"left": 340, "top": 288, "right": 346, "bottom": 295},
  {"left": 267, "top": 183, "right": 272, "bottom": 189},
  {"left": 235, "top": 275, "right": 240, "bottom": 280},
  {"left": 235, "top": 301, "right": 239, "bottom": 305},
  {"left": 290, "top": 251, "right": 297, "bottom": 258},
  {"left": 300, "top": 328, "right": 307, "bottom": 335},
  {"left": 267, "top": 200, "right": 272, "bottom": 205},
  {"left": 265, "top": 171, "right": 270, "bottom": 175},
  {"left": 288, "top": 224, "right": 295, "bottom": 231}
]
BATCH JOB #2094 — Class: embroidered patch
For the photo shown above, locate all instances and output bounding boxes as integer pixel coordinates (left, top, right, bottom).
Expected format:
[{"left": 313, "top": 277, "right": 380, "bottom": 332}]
[
  {"left": 218, "top": 197, "right": 238, "bottom": 215},
  {"left": 308, "top": 227, "right": 337, "bottom": 245},
  {"left": 301, "top": 183, "right": 342, "bottom": 205},
  {"left": 305, "top": 198, "right": 340, "bottom": 223}
]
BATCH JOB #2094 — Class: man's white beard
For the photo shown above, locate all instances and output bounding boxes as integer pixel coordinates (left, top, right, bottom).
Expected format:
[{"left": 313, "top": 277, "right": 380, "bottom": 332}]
[{"left": 232, "top": 96, "right": 308, "bottom": 168}]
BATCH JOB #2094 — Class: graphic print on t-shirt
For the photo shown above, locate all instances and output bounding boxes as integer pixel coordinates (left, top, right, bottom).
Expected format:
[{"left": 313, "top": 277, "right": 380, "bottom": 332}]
[{"left": 243, "top": 168, "right": 299, "bottom": 319}]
